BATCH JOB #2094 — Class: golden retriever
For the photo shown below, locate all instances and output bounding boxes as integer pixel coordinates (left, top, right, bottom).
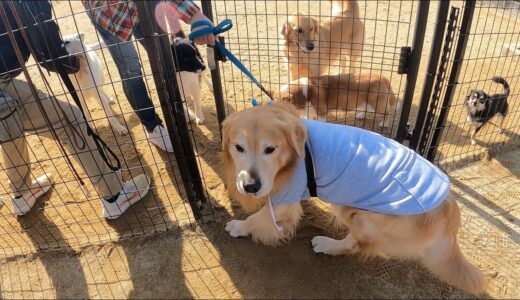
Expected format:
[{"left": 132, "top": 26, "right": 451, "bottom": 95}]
[
  {"left": 272, "top": 73, "right": 398, "bottom": 127},
  {"left": 221, "top": 102, "right": 486, "bottom": 295},
  {"left": 281, "top": 0, "right": 364, "bottom": 80}
]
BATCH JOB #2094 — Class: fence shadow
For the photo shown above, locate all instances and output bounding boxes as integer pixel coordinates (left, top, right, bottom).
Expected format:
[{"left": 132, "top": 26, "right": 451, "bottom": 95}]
[{"left": 18, "top": 191, "right": 89, "bottom": 299}]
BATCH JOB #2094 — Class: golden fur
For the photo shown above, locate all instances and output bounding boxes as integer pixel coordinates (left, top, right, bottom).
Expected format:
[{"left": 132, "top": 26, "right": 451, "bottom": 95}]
[
  {"left": 222, "top": 102, "right": 487, "bottom": 295},
  {"left": 281, "top": 0, "right": 365, "bottom": 80},
  {"left": 272, "top": 73, "right": 398, "bottom": 127}
]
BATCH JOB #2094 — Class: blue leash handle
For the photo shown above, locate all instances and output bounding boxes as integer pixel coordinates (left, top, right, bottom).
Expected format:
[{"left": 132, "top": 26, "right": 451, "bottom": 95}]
[{"left": 189, "top": 19, "right": 274, "bottom": 100}]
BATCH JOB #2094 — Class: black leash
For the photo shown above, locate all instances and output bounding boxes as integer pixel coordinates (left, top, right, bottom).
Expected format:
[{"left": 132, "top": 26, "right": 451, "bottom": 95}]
[
  {"left": 304, "top": 140, "right": 317, "bottom": 197},
  {"left": 10, "top": 1, "right": 120, "bottom": 172}
]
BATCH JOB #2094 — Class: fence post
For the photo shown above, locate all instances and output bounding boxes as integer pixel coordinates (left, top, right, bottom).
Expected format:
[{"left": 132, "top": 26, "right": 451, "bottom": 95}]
[
  {"left": 135, "top": 1, "right": 206, "bottom": 219},
  {"left": 201, "top": 0, "right": 227, "bottom": 134},
  {"left": 427, "top": 0, "right": 476, "bottom": 161},
  {"left": 395, "top": 0, "right": 430, "bottom": 143},
  {"left": 409, "top": 1, "right": 451, "bottom": 150}
]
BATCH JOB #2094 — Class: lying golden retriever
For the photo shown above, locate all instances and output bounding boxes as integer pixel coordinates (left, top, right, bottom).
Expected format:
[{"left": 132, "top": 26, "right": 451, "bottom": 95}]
[
  {"left": 281, "top": 0, "right": 364, "bottom": 80},
  {"left": 221, "top": 102, "right": 486, "bottom": 295},
  {"left": 272, "top": 73, "right": 398, "bottom": 127}
]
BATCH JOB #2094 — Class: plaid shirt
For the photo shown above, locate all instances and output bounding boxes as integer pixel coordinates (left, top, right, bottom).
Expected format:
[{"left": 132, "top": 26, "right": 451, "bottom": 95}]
[{"left": 82, "top": 0, "right": 200, "bottom": 41}]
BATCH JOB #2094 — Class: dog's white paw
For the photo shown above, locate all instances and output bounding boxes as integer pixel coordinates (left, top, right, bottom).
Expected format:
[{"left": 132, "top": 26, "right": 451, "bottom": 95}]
[
  {"left": 225, "top": 220, "right": 248, "bottom": 238},
  {"left": 109, "top": 97, "right": 116, "bottom": 105},
  {"left": 379, "top": 120, "right": 389, "bottom": 128},
  {"left": 115, "top": 125, "right": 128, "bottom": 135},
  {"left": 195, "top": 115, "right": 205, "bottom": 125},
  {"left": 355, "top": 111, "right": 366, "bottom": 119},
  {"left": 312, "top": 236, "right": 343, "bottom": 255},
  {"left": 462, "top": 131, "right": 468, "bottom": 137},
  {"left": 471, "top": 139, "right": 477, "bottom": 145},
  {"left": 498, "top": 127, "right": 505, "bottom": 133}
]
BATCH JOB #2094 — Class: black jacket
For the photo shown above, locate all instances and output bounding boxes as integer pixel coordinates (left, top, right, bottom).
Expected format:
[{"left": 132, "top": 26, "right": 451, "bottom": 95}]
[{"left": 0, "top": 0, "right": 79, "bottom": 78}]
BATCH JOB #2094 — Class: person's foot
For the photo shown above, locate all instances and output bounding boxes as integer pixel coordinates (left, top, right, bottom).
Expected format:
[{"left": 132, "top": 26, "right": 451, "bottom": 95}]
[
  {"left": 101, "top": 174, "right": 150, "bottom": 219},
  {"left": 146, "top": 125, "right": 174, "bottom": 153},
  {"left": 11, "top": 173, "right": 53, "bottom": 216}
]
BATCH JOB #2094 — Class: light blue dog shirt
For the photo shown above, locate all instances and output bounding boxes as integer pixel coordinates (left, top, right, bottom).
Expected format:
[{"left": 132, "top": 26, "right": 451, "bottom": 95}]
[{"left": 270, "top": 119, "right": 450, "bottom": 216}]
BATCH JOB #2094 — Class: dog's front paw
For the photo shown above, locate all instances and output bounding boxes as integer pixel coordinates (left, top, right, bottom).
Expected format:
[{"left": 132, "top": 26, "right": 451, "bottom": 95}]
[
  {"left": 312, "top": 236, "right": 344, "bottom": 255},
  {"left": 108, "top": 97, "right": 117, "bottom": 105},
  {"left": 195, "top": 115, "right": 205, "bottom": 125},
  {"left": 471, "top": 139, "right": 477, "bottom": 145},
  {"left": 225, "top": 220, "right": 248, "bottom": 238},
  {"left": 115, "top": 125, "right": 129, "bottom": 135},
  {"left": 355, "top": 111, "right": 366, "bottom": 120}
]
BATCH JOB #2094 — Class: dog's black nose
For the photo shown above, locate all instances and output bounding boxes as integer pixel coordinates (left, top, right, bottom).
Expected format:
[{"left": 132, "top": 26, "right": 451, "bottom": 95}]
[
  {"left": 307, "top": 43, "right": 315, "bottom": 51},
  {"left": 244, "top": 180, "right": 262, "bottom": 194}
]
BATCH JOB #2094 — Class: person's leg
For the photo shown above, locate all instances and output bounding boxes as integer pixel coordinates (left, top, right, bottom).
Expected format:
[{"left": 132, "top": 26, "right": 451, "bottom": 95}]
[
  {"left": 94, "top": 23, "right": 173, "bottom": 152},
  {"left": 94, "top": 23, "right": 161, "bottom": 132},
  {"left": 6, "top": 79, "right": 150, "bottom": 218}
]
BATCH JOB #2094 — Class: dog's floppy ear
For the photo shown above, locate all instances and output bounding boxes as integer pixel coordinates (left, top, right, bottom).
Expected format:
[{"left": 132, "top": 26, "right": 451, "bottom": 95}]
[
  {"left": 221, "top": 113, "right": 240, "bottom": 151},
  {"left": 284, "top": 115, "right": 307, "bottom": 157},
  {"left": 281, "top": 22, "right": 289, "bottom": 38},
  {"left": 311, "top": 17, "right": 319, "bottom": 36}
]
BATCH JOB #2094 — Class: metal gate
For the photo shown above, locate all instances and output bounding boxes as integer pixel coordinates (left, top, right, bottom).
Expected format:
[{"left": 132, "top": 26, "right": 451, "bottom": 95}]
[{"left": 201, "top": 0, "right": 427, "bottom": 139}]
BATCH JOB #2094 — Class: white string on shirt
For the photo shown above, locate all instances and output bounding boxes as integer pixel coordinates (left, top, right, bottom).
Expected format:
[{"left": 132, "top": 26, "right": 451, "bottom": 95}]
[{"left": 268, "top": 196, "right": 283, "bottom": 232}]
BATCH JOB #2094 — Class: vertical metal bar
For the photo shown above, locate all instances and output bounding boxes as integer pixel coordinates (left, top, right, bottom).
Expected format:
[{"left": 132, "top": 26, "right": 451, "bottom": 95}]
[
  {"left": 201, "top": 0, "right": 227, "bottom": 134},
  {"left": 416, "top": 7, "right": 459, "bottom": 156},
  {"left": 395, "top": 0, "right": 430, "bottom": 143},
  {"left": 135, "top": 1, "right": 205, "bottom": 219},
  {"left": 427, "top": 0, "right": 476, "bottom": 161},
  {"left": 409, "top": 1, "right": 450, "bottom": 150}
]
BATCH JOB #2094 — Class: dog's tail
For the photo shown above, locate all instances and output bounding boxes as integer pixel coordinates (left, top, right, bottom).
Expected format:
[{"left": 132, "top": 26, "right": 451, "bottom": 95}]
[
  {"left": 492, "top": 76, "right": 510, "bottom": 97},
  {"left": 423, "top": 238, "right": 487, "bottom": 295},
  {"left": 422, "top": 200, "right": 487, "bottom": 295},
  {"left": 331, "top": 1, "right": 359, "bottom": 18}
]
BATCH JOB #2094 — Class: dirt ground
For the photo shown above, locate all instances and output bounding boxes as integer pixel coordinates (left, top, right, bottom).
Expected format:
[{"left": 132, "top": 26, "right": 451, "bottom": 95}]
[{"left": 0, "top": 1, "right": 519, "bottom": 299}]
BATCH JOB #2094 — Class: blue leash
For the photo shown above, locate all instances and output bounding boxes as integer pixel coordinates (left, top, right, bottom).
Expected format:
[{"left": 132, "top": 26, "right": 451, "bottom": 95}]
[{"left": 189, "top": 19, "right": 274, "bottom": 101}]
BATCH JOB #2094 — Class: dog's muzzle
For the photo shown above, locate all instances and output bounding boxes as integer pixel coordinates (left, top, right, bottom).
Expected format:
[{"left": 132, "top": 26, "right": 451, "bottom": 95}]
[
  {"left": 236, "top": 170, "right": 262, "bottom": 196},
  {"left": 306, "top": 42, "right": 315, "bottom": 51}
]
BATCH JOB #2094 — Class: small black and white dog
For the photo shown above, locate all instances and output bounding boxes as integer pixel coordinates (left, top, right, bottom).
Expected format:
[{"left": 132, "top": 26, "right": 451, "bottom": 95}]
[
  {"left": 171, "top": 30, "right": 213, "bottom": 125},
  {"left": 465, "top": 76, "right": 509, "bottom": 145}
]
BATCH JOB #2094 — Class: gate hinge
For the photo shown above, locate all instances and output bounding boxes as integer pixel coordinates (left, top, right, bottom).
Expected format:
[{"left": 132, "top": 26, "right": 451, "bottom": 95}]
[{"left": 397, "top": 47, "right": 412, "bottom": 75}]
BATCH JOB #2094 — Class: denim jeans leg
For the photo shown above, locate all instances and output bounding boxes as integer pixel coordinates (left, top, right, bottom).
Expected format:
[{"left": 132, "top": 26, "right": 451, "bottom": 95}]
[{"left": 94, "top": 24, "right": 162, "bottom": 132}]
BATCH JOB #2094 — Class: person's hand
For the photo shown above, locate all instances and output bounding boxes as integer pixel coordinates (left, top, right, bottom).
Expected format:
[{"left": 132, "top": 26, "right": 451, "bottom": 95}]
[{"left": 189, "top": 11, "right": 216, "bottom": 46}]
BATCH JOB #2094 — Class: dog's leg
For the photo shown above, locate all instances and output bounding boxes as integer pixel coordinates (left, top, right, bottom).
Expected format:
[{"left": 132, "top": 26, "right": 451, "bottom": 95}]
[
  {"left": 470, "top": 122, "right": 482, "bottom": 145},
  {"left": 498, "top": 114, "right": 506, "bottom": 133},
  {"left": 191, "top": 82, "right": 204, "bottom": 125},
  {"left": 225, "top": 202, "right": 303, "bottom": 246},
  {"left": 312, "top": 232, "right": 360, "bottom": 255},
  {"left": 99, "top": 90, "right": 128, "bottom": 135},
  {"left": 379, "top": 115, "right": 390, "bottom": 128}
]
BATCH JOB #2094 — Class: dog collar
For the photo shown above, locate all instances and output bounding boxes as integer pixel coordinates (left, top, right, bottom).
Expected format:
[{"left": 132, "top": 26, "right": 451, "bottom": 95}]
[{"left": 304, "top": 140, "right": 317, "bottom": 197}]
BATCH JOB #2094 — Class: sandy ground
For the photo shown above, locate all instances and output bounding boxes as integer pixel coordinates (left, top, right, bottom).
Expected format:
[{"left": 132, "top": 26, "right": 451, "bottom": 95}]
[{"left": 0, "top": 0, "right": 519, "bottom": 298}]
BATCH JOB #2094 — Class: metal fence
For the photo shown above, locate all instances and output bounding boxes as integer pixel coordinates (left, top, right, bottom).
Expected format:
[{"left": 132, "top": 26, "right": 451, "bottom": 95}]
[
  {"left": 0, "top": 0, "right": 519, "bottom": 258},
  {"left": 0, "top": 1, "right": 211, "bottom": 256}
]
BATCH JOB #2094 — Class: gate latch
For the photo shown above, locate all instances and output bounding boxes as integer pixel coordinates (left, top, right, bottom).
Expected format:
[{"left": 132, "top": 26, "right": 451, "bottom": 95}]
[{"left": 397, "top": 47, "right": 412, "bottom": 75}]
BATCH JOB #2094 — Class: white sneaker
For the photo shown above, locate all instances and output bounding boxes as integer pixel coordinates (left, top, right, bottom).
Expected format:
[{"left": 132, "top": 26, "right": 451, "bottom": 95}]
[
  {"left": 11, "top": 173, "right": 53, "bottom": 216},
  {"left": 102, "top": 174, "right": 150, "bottom": 219},
  {"left": 146, "top": 125, "right": 174, "bottom": 153}
]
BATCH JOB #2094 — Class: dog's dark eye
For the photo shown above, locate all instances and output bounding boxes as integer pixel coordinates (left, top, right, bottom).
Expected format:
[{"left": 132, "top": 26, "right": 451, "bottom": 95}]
[
  {"left": 297, "top": 28, "right": 302, "bottom": 33},
  {"left": 264, "top": 146, "right": 276, "bottom": 155},
  {"left": 235, "top": 144, "right": 245, "bottom": 153}
]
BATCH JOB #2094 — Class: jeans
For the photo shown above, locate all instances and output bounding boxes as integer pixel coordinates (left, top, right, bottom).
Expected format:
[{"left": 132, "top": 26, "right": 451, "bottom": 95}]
[{"left": 94, "top": 23, "right": 162, "bottom": 132}]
